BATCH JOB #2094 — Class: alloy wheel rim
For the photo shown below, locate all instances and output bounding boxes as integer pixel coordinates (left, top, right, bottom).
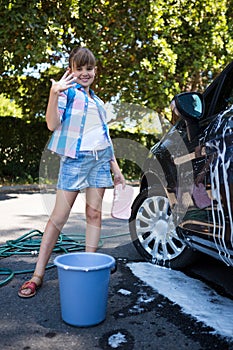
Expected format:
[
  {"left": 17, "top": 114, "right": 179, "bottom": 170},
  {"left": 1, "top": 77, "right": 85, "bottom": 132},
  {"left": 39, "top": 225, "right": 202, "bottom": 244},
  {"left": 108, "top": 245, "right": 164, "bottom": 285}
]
[{"left": 135, "top": 195, "right": 186, "bottom": 262}]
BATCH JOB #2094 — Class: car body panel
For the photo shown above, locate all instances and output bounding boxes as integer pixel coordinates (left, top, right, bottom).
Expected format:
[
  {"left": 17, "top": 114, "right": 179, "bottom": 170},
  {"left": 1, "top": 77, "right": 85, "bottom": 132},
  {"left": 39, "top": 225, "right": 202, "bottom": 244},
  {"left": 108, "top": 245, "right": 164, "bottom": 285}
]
[{"left": 138, "top": 61, "right": 233, "bottom": 266}]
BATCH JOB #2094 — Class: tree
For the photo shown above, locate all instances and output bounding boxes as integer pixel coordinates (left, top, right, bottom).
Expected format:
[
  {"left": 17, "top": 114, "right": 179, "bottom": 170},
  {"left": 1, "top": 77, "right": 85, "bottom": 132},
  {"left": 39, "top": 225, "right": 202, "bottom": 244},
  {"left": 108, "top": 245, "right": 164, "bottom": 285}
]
[
  {"left": 161, "top": 0, "right": 233, "bottom": 90},
  {"left": 1, "top": 0, "right": 232, "bottom": 123},
  {"left": 0, "top": 94, "right": 23, "bottom": 118}
]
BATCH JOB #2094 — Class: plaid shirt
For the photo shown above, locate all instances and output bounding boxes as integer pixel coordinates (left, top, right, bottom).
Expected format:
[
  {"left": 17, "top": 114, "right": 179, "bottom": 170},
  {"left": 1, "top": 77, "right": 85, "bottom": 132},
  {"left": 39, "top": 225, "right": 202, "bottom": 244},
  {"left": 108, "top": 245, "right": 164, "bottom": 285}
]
[{"left": 48, "top": 84, "right": 113, "bottom": 159}]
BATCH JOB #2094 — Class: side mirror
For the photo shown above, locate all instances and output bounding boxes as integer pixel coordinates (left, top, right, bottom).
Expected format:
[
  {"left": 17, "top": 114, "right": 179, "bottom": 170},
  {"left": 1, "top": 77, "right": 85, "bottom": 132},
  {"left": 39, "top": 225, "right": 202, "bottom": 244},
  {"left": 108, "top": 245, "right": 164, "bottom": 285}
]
[{"left": 174, "top": 92, "right": 204, "bottom": 119}]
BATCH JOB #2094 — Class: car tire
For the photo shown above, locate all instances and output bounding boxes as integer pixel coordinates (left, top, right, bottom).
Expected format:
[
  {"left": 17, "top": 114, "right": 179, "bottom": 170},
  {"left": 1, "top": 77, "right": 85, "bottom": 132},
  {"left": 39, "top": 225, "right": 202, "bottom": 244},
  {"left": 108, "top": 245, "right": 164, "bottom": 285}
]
[{"left": 129, "top": 186, "right": 197, "bottom": 269}]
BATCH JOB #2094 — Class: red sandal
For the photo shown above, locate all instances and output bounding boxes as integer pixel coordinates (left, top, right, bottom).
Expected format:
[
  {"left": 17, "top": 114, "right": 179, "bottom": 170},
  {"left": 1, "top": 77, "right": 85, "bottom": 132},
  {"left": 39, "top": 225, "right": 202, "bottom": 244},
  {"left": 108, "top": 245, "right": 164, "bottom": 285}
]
[{"left": 18, "top": 274, "right": 43, "bottom": 298}]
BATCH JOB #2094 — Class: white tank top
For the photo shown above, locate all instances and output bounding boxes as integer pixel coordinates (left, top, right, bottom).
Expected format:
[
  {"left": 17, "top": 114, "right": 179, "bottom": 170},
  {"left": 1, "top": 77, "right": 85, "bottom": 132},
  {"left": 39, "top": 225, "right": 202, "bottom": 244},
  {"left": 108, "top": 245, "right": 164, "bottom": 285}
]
[{"left": 80, "top": 97, "right": 110, "bottom": 151}]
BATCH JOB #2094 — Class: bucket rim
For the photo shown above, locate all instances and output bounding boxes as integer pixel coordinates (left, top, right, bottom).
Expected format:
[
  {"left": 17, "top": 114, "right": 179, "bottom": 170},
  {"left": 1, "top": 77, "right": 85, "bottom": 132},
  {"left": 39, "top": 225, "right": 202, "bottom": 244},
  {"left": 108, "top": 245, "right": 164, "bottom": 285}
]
[{"left": 54, "top": 252, "right": 116, "bottom": 271}]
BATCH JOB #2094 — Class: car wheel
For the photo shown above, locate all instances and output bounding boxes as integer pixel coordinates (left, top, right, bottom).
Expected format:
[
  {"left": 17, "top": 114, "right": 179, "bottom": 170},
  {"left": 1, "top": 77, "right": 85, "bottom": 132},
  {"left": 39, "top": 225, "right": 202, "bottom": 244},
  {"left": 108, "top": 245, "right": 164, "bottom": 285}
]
[{"left": 129, "top": 186, "right": 197, "bottom": 269}]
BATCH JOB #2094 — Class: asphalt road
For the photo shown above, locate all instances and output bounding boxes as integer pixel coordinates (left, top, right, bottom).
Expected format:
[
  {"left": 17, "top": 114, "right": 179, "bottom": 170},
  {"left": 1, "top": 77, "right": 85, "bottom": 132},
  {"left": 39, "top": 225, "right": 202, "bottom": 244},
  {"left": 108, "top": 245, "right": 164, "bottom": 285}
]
[{"left": 0, "top": 187, "right": 233, "bottom": 350}]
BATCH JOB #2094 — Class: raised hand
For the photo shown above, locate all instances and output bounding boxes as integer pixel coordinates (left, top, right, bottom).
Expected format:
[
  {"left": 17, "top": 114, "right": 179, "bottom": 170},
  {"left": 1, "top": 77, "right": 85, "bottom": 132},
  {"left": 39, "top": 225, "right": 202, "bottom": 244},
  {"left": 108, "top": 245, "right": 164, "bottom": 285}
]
[
  {"left": 50, "top": 69, "right": 77, "bottom": 93},
  {"left": 46, "top": 69, "right": 77, "bottom": 130}
]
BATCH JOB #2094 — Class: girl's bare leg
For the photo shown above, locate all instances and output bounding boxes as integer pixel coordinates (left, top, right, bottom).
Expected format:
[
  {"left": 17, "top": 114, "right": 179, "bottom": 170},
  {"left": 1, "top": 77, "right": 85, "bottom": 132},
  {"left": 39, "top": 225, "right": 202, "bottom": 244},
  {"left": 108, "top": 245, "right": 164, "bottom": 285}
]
[
  {"left": 85, "top": 188, "right": 105, "bottom": 252},
  {"left": 20, "top": 190, "right": 78, "bottom": 295}
]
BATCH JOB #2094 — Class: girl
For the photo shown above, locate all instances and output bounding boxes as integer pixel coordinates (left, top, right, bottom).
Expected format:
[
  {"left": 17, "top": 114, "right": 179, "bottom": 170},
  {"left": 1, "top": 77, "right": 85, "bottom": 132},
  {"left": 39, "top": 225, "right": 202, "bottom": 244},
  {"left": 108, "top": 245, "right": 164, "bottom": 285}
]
[{"left": 18, "top": 47, "right": 125, "bottom": 298}]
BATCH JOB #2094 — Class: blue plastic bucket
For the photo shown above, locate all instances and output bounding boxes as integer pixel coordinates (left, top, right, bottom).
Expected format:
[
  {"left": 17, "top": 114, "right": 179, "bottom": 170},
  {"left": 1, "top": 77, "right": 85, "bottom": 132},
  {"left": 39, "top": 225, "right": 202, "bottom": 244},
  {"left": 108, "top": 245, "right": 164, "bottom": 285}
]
[{"left": 54, "top": 252, "right": 116, "bottom": 327}]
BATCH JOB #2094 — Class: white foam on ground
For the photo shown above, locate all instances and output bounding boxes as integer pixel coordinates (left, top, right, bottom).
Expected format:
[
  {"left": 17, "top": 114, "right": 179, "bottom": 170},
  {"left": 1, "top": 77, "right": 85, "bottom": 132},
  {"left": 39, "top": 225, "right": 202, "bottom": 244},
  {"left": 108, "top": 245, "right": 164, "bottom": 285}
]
[
  {"left": 118, "top": 288, "right": 132, "bottom": 296},
  {"left": 128, "top": 262, "right": 233, "bottom": 339},
  {"left": 108, "top": 332, "right": 127, "bottom": 348}
]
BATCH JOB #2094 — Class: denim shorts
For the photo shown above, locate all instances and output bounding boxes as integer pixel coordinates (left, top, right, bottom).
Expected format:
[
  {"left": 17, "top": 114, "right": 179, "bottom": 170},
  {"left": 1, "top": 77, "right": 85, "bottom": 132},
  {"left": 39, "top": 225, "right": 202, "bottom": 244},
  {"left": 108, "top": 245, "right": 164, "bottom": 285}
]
[{"left": 57, "top": 147, "right": 114, "bottom": 191}]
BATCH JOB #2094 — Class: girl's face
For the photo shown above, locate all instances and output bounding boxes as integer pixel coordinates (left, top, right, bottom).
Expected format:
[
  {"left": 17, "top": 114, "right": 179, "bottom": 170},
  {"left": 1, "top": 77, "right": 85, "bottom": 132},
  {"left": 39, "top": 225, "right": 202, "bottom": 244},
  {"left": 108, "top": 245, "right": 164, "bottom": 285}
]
[{"left": 72, "top": 64, "right": 96, "bottom": 89}]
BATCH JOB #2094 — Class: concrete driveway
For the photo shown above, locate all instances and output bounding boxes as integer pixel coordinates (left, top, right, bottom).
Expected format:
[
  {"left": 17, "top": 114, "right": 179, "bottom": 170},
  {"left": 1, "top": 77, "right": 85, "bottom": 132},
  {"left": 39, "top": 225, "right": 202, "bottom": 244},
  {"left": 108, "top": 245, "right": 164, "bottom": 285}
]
[{"left": 0, "top": 187, "right": 232, "bottom": 350}]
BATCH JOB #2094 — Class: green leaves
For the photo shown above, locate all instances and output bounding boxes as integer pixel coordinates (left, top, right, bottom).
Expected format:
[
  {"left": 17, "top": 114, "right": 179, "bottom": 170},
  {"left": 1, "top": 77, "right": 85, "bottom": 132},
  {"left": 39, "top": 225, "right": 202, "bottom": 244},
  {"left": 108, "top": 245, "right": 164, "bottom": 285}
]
[{"left": 0, "top": 0, "right": 232, "bottom": 124}]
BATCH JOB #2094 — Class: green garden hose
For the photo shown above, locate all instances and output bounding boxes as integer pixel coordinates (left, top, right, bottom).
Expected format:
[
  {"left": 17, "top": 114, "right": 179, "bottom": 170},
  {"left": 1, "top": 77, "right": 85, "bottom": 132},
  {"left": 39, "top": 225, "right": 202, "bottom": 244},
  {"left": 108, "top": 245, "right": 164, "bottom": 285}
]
[{"left": 0, "top": 229, "right": 129, "bottom": 287}]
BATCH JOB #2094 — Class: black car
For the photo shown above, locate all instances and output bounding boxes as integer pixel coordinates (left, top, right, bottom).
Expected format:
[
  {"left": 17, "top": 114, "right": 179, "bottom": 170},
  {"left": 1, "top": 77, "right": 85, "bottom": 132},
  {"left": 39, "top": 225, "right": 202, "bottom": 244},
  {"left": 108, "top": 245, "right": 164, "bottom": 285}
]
[{"left": 129, "top": 61, "right": 233, "bottom": 269}]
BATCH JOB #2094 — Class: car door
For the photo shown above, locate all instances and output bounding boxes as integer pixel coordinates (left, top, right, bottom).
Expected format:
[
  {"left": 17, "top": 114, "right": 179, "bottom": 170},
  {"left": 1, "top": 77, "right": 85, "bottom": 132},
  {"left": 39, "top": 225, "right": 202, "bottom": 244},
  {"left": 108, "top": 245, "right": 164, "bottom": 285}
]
[{"left": 179, "top": 61, "right": 233, "bottom": 262}]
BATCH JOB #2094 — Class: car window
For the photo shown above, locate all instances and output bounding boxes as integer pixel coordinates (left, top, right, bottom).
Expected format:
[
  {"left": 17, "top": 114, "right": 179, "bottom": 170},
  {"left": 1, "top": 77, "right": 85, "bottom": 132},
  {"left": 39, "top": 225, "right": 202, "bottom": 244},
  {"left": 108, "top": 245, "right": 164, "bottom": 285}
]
[
  {"left": 203, "top": 62, "right": 233, "bottom": 118},
  {"left": 213, "top": 70, "right": 233, "bottom": 114},
  {"left": 203, "top": 85, "right": 216, "bottom": 117}
]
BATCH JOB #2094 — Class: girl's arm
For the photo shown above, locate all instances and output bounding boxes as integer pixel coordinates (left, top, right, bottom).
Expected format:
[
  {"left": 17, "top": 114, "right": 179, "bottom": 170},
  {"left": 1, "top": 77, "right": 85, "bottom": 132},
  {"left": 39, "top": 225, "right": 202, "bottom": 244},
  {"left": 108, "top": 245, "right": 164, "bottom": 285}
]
[
  {"left": 45, "top": 87, "right": 61, "bottom": 131},
  {"left": 45, "top": 70, "right": 77, "bottom": 131},
  {"left": 110, "top": 156, "right": 126, "bottom": 188}
]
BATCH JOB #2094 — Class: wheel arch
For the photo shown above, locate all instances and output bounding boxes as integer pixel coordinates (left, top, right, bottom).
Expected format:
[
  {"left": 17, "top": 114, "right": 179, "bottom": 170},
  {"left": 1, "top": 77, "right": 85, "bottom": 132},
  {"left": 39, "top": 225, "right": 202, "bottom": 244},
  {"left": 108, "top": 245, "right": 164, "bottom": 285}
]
[{"left": 129, "top": 185, "right": 198, "bottom": 269}]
